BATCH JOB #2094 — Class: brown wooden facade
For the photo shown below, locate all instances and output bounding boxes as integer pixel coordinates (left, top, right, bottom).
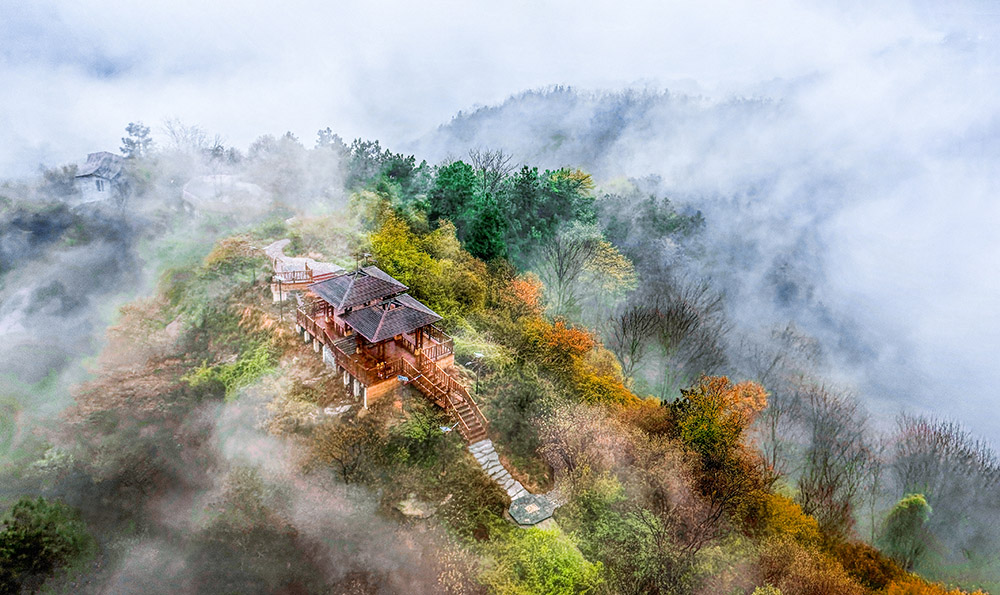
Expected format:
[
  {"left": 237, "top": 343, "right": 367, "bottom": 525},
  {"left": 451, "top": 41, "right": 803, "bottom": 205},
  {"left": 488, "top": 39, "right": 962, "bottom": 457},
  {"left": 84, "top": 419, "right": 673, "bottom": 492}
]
[{"left": 293, "top": 266, "right": 487, "bottom": 443}]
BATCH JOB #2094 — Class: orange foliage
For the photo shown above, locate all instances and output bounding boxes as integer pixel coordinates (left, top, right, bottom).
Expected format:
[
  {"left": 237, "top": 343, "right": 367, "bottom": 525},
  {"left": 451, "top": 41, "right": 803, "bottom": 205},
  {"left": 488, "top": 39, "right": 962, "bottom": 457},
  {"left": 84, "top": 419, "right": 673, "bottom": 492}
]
[
  {"left": 510, "top": 274, "right": 544, "bottom": 314},
  {"left": 544, "top": 320, "right": 596, "bottom": 357},
  {"left": 884, "top": 577, "right": 986, "bottom": 595},
  {"left": 832, "top": 541, "right": 905, "bottom": 592},
  {"left": 618, "top": 398, "right": 674, "bottom": 436},
  {"left": 675, "top": 376, "right": 768, "bottom": 458}
]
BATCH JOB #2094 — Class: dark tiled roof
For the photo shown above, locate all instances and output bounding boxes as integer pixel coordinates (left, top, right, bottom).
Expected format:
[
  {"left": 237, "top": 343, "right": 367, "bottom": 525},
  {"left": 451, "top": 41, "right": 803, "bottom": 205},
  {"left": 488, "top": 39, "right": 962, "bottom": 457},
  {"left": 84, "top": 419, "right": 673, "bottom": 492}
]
[
  {"left": 341, "top": 294, "right": 442, "bottom": 343},
  {"left": 76, "top": 152, "right": 124, "bottom": 180},
  {"left": 308, "top": 266, "right": 407, "bottom": 311}
]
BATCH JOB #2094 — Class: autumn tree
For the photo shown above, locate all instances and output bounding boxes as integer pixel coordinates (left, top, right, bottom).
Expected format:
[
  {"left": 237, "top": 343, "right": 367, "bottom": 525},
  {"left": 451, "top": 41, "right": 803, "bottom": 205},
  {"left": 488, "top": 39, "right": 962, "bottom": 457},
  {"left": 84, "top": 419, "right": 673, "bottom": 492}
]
[{"left": 669, "top": 376, "right": 769, "bottom": 529}]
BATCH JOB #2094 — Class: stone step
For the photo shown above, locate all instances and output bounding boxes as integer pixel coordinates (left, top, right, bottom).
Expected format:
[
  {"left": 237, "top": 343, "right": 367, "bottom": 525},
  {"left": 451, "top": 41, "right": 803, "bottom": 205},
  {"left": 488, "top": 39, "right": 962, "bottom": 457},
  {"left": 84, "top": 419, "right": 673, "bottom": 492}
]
[
  {"left": 468, "top": 440, "right": 489, "bottom": 451},
  {"left": 476, "top": 452, "right": 499, "bottom": 466},
  {"left": 506, "top": 481, "right": 524, "bottom": 498},
  {"left": 469, "top": 439, "right": 493, "bottom": 453},
  {"left": 501, "top": 476, "right": 515, "bottom": 490},
  {"left": 484, "top": 461, "right": 504, "bottom": 475},
  {"left": 509, "top": 488, "right": 527, "bottom": 501}
]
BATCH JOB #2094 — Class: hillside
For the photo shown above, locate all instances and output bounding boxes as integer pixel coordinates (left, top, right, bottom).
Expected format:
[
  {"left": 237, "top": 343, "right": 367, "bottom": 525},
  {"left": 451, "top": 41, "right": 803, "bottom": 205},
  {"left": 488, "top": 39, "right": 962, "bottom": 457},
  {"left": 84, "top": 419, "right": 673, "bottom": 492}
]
[{"left": 0, "top": 128, "right": 996, "bottom": 594}]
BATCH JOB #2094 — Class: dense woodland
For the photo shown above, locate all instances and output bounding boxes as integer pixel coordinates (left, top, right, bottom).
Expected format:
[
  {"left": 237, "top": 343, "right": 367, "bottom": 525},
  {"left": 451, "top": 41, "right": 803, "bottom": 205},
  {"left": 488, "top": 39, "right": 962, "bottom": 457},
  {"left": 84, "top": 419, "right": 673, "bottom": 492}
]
[{"left": 0, "top": 121, "right": 998, "bottom": 594}]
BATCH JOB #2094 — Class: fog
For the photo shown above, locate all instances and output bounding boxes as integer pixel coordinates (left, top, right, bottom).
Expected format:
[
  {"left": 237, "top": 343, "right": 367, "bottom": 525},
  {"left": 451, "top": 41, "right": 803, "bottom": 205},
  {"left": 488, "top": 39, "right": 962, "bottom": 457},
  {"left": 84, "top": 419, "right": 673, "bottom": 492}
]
[{"left": 3, "top": 2, "right": 999, "bottom": 438}]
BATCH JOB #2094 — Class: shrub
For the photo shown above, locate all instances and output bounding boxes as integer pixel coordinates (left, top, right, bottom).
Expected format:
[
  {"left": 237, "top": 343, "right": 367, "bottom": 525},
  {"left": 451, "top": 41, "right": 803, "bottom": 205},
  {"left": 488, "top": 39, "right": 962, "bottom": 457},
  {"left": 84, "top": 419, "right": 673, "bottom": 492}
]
[
  {"left": 832, "top": 541, "right": 905, "bottom": 592},
  {"left": 0, "top": 497, "right": 95, "bottom": 592},
  {"left": 481, "top": 527, "right": 604, "bottom": 595}
]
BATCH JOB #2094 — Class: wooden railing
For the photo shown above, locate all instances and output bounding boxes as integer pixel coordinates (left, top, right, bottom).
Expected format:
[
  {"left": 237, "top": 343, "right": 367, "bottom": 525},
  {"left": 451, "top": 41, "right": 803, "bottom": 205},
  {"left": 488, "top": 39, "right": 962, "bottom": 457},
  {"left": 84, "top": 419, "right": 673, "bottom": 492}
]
[
  {"left": 396, "top": 333, "right": 418, "bottom": 355},
  {"left": 415, "top": 352, "right": 488, "bottom": 432},
  {"left": 299, "top": 307, "right": 371, "bottom": 386},
  {"left": 401, "top": 359, "right": 477, "bottom": 439},
  {"left": 425, "top": 325, "right": 454, "bottom": 359},
  {"left": 274, "top": 269, "right": 312, "bottom": 283},
  {"left": 297, "top": 307, "right": 322, "bottom": 340}
]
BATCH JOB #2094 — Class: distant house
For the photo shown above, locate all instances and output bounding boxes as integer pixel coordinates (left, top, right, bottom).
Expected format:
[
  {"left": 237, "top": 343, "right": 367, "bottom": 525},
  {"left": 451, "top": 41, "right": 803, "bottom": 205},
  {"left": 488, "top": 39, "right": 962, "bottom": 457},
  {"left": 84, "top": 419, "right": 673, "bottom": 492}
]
[{"left": 73, "top": 152, "right": 125, "bottom": 205}]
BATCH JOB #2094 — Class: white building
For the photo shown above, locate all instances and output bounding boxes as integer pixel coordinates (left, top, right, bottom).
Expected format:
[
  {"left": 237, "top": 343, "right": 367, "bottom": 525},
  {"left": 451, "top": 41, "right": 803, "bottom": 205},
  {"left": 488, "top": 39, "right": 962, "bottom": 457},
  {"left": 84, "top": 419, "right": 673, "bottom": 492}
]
[{"left": 73, "top": 152, "right": 124, "bottom": 206}]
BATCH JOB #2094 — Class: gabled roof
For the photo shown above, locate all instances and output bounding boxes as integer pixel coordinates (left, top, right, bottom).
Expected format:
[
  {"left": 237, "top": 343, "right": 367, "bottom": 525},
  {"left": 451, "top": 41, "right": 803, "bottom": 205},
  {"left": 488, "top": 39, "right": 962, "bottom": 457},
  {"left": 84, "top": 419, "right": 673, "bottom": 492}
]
[
  {"left": 341, "top": 294, "right": 442, "bottom": 343},
  {"left": 76, "top": 152, "right": 124, "bottom": 180},
  {"left": 308, "top": 265, "right": 407, "bottom": 311}
]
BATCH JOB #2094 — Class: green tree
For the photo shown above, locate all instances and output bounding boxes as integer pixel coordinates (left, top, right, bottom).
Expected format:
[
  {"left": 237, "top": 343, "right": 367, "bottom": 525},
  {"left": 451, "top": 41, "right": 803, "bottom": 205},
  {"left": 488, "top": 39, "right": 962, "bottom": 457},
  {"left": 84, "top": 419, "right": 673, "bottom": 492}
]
[
  {"left": 878, "top": 493, "right": 932, "bottom": 570},
  {"left": 428, "top": 160, "right": 477, "bottom": 227},
  {"left": 120, "top": 121, "right": 153, "bottom": 158},
  {"left": 464, "top": 194, "right": 508, "bottom": 261},
  {"left": 0, "top": 497, "right": 95, "bottom": 592}
]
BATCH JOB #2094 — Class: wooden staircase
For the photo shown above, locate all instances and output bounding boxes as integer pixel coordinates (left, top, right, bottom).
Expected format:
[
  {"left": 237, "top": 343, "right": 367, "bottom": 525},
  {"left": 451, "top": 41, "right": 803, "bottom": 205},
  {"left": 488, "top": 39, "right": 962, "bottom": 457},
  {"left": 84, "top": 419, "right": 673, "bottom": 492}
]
[{"left": 401, "top": 355, "right": 488, "bottom": 444}]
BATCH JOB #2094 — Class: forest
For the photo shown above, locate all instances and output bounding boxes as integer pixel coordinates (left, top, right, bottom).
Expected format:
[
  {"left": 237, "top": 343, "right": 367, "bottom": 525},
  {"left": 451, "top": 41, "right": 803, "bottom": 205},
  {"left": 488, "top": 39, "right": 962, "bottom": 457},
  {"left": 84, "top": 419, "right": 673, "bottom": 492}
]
[{"left": 0, "top": 120, "right": 998, "bottom": 595}]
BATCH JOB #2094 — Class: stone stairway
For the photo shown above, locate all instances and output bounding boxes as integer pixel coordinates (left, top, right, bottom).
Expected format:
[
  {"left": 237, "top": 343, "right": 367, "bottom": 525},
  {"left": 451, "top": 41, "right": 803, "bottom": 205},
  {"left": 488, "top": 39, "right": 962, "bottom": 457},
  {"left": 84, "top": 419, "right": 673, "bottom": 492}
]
[
  {"left": 468, "top": 439, "right": 556, "bottom": 525},
  {"left": 469, "top": 439, "right": 527, "bottom": 500}
]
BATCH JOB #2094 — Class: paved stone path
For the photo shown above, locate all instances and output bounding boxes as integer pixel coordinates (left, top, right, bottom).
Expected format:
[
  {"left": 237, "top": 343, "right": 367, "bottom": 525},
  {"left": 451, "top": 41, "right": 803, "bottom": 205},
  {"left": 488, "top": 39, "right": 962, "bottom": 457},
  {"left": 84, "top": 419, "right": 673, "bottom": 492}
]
[{"left": 468, "top": 439, "right": 557, "bottom": 525}]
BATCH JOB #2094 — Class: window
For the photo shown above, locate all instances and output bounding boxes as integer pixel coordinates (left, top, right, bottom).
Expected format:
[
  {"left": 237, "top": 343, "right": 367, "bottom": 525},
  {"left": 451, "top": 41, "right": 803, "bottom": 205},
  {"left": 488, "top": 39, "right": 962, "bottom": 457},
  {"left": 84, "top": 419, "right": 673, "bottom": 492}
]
[{"left": 95, "top": 179, "right": 104, "bottom": 192}]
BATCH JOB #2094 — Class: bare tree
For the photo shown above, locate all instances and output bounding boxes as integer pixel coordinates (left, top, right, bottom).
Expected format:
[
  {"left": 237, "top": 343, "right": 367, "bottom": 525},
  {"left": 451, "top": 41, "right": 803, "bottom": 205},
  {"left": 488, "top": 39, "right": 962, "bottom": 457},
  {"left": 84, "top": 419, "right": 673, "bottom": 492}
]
[
  {"left": 795, "top": 383, "right": 872, "bottom": 539},
  {"left": 607, "top": 301, "right": 660, "bottom": 379},
  {"left": 310, "top": 420, "right": 381, "bottom": 484},
  {"left": 739, "top": 323, "right": 822, "bottom": 481},
  {"left": 652, "top": 279, "right": 728, "bottom": 399},
  {"left": 862, "top": 434, "right": 890, "bottom": 543},
  {"left": 537, "top": 223, "right": 601, "bottom": 317},
  {"left": 468, "top": 147, "right": 515, "bottom": 196},
  {"left": 890, "top": 414, "right": 1000, "bottom": 559}
]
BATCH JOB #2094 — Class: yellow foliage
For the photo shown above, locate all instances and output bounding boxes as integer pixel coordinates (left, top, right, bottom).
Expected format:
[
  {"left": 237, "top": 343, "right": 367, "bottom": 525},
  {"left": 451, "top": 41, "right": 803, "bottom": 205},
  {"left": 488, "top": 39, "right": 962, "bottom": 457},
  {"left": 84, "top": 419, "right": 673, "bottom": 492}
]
[
  {"left": 572, "top": 367, "right": 638, "bottom": 407},
  {"left": 884, "top": 577, "right": 986, "bottom": 595},
  {"left": 584, "top": 240, "right": 637, "bottom": 296},
  {"left": 764, "top": 493, "right": 821, "bottom": 545},
  {"left": 550, "top": 168, "right": 595, "bottom": 193},
  {"left": 369, "top": 213, "right": 487, "bottom": 320}
]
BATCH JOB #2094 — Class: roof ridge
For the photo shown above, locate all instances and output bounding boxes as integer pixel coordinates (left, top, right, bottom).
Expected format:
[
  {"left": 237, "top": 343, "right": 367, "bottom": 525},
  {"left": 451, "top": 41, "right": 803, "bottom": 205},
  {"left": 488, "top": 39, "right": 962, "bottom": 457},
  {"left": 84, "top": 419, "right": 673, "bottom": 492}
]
[
  {"left": 339, "top": 272, "right": 357, "bottom": 309},
  {"left": 372, "top": 302, "right": 388, "bottom": 341}
]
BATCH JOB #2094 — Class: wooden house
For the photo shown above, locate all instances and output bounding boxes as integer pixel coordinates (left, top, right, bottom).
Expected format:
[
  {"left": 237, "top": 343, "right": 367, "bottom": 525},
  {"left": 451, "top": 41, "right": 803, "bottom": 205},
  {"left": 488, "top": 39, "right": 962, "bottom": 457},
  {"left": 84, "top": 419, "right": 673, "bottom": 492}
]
[
  {"left": 295, "top": 266, "right": 486, "bottom": 442},
  {"left": 73, "top": 152, "right": 125, "bottom": 206}
]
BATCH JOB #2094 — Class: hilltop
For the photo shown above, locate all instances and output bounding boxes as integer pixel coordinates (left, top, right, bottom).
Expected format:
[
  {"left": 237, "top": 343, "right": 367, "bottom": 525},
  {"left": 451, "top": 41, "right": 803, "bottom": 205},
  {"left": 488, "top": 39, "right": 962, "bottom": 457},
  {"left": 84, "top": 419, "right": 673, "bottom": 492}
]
[{"left": 0, "top": 125, "right": 996, "bottom": 594}]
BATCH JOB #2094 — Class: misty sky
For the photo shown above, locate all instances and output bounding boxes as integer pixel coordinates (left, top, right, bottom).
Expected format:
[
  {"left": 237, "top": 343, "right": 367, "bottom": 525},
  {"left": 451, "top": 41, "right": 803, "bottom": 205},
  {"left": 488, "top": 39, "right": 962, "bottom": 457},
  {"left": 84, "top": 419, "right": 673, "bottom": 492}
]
[
  {"left": 3, "top": 1, "right": 1000, "bottom": 439},
  {"left": 3, "top": 0, "right": 990, "bottom": 175}
]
